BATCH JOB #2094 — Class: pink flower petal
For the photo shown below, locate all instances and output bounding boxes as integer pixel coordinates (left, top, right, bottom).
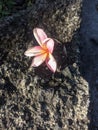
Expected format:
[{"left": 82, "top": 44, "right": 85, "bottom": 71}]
[
  {"left": 46, "top": 53, "right": 57, "bottom": 73},
  {"left": 31, "top": 53, "right": 47, "bottom": 67},
  {"left": 24, "top": 46, "right": 44, "bottom": 57},
  {"left": 43, "top": 38, "right": 54, "bottom": 53},
  {"left": 33, "top": 28, "right": 47, "bottom": 47}
]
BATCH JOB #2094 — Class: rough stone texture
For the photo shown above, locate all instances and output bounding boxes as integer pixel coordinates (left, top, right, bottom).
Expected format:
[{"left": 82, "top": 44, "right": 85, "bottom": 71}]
[{"left": 0, "top": 0, "right": 89, "bottom": 130}]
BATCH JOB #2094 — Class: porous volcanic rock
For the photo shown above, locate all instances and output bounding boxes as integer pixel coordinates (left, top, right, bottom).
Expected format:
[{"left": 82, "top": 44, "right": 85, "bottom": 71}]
[{"left": 0, "top": 0, "right": 89, "bottom": 129}]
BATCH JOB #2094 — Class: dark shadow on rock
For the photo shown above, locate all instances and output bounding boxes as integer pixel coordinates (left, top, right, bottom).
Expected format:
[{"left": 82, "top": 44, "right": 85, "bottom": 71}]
[
  {"left": 79, "top": 37, "right": 98, "bottom": 130},
  {"left": 0, "top": 76, "right": 17, "bottom": 92},
  {"left": 79, "top": 0, "right": 98, "bottom": 129}
]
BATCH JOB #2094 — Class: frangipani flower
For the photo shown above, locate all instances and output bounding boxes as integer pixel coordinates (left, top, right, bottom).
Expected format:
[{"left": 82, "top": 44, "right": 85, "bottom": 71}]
[{"left": 25, "top": 28, "right": 57, "bottom": 73}]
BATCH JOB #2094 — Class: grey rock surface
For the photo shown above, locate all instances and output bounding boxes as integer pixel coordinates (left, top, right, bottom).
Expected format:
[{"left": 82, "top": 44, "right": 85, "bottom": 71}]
[{"left": 0, "top": 0, "right": 89, "bottom": 129}]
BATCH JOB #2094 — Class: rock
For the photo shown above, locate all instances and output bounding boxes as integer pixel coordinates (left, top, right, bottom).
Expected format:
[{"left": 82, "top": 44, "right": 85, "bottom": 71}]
[
  {"left": 0, "top": 0, "right": 89, "bottom": 129},
  {"left": 80, "top": 0, "right": 98, "bottom": 129}
]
